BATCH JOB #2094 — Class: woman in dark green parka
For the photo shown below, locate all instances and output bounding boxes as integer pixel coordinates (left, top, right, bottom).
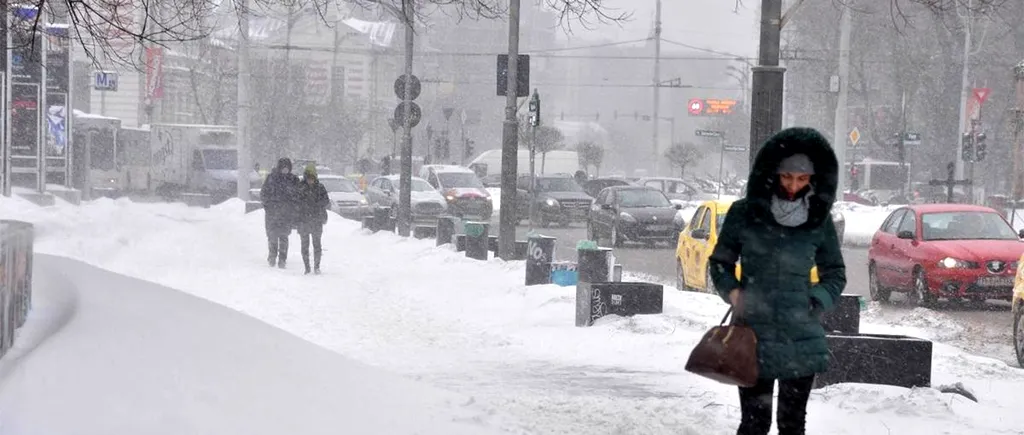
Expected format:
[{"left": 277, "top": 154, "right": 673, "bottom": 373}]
[{"left": 709, "top": 127, "right": 846, "bottom": 435}]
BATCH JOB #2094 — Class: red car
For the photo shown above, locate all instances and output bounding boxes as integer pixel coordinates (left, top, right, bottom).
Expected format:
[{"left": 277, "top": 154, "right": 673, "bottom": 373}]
[{"left": 867, "top": 204, "right": 1024, "bottom": 306}]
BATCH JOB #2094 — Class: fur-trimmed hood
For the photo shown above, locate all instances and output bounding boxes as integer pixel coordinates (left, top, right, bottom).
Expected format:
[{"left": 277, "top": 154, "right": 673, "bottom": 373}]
[{"left": 745, "top": 127, "right": 839, "bottom": 228}]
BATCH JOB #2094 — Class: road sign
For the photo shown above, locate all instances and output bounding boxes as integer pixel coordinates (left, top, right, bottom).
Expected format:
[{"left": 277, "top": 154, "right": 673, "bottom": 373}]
[
  {"left": 973, "top": 87, "right": 991, "bottom": 105},
  {"left": 394, "top": 74, "right": 421, "bottom": 100},
  {"left": 496, "top": 54, "right": 530, "bottom": 97},
  {"left": 93, "top": 71, "right": 118, "bottom": 91},
  {"left": 704, "top": 99, "right": 738, "bottom": 115},
  {"left": 394, "top": 101, "right": 422, "bottom": 128},
  {"left": 903, "top": 132, "right": 921, "bottom": 146},
  {"left": 687, "top": 98, "right": 704, "bottom": 115},
  {"left": 723, "top": 145, "right": 747, "bottom": 152},
  {"left": 849, "top": 127, "right": 861, "bottom": 146},
  {"left": 695, "top": 129, "right": 724, "bottom": 138}
]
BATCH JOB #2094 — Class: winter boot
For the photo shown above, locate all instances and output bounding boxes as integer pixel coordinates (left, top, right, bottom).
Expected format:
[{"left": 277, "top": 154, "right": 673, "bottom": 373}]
[{"left": 268, "top": 256, "right": 276, "bottom": 267}]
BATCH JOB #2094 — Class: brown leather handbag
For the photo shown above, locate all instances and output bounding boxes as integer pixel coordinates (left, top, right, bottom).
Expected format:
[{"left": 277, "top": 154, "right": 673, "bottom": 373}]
[{"left": 685, "top": 307, "right": 759, "bottom": 387}]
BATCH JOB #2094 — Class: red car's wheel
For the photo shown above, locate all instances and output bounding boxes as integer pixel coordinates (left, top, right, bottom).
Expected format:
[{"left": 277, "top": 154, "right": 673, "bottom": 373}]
[{"left": 909, "top": 268, "right": 936, "bottom": 308}]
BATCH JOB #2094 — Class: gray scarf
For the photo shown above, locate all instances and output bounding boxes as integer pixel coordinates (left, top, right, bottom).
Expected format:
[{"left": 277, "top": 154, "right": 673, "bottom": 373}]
[{"left": 770, "top": 190, "right": 811, "bottom": 227}]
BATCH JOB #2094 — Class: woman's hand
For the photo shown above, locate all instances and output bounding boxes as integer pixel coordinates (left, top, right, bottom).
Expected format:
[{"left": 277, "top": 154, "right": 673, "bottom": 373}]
[{"left": 729, "top": 288, "right": 743, "bottom": 312}]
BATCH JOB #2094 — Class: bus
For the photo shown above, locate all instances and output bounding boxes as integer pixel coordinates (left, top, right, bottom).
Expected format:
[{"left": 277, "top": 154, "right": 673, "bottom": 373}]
[{"left": 845, "top": 159, "right": 909, "bottom": 205}]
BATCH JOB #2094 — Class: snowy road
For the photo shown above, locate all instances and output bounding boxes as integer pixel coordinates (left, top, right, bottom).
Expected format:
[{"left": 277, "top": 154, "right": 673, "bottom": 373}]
[{"left": 516, "top": 224, "right": 1019, "bottom": 367}]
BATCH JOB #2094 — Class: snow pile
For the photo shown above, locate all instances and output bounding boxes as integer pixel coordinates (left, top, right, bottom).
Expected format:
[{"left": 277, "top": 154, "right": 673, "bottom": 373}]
[
  {"left": 2, "top": 195, "right": 1023, "bottom": 433},
  {"left": 0, "top": 255, "right": 504, "bottom": 435}
]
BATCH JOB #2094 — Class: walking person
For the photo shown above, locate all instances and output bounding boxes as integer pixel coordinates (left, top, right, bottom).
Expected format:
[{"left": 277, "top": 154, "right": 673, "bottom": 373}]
[
  {"left": 260, "top": 158, "right": 300, "bottom": 268},
  {"left": 708, "top": 127, "right": 846, "bottom": 435},
  {"left": 297, "top": 164, "right": 330, "bottom": 275}
]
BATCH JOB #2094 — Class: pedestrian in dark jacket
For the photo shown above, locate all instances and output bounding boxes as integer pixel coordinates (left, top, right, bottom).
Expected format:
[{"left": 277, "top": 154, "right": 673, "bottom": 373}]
[
  {"left": 708, "top": 127, "right": 846, "bottom": 435},
  {"left": 260, "top": 157, "right": 300, "bottom": 268},
  {"left": 297, "top": 164, "right": 330, "bottom": 275}
]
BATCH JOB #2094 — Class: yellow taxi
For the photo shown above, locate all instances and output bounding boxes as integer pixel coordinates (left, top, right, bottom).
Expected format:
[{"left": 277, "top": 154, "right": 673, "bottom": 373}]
[
  {"left": 1012, "top": 253, "right": 1024, "bottom": 366},
  {"left": 675, "top": 199, "right": 819, "bottom": 293}
]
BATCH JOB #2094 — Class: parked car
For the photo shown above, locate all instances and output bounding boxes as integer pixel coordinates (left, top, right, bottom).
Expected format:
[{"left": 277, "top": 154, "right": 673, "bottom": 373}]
[
  {"left": 634, "top": 177, "right": 715, "bottom": 204},
  {"left": 582, "top": 177, "right": 634, "bottom": 198},
  {"left": 364, "top": 175, "right": 448, "bottom": 227},
  {"left": 422, "top": 165, "right": 493, "bottom": 220},
  {"left": 868, "top": 204, "right": 1024, "bottom": 306},
  {"left": 515, "top": 174, "right": 593, "bottom": 227},
  {"left": 480, "top": 173, "right": 502, "bottom": 188},
  {"left": 588, "top": 186, "right": 681, "bottom": 248},
  {"left": 675, "top": 199, "right": 822, "bottom": 293},
  {"left": 319, "top": 174, "right": 369, "bottom": 220}
]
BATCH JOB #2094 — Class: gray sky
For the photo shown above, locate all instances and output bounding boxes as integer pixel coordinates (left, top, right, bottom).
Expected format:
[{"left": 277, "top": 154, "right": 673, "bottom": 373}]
[{"left": 555, "top": 0, "right": 760, "bottom": 59}]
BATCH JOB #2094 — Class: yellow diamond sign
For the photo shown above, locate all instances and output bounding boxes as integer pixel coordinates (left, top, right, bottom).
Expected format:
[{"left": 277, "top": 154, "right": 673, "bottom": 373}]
[{"left": 849, "top": 127, "right": 861, "bottom": 146}]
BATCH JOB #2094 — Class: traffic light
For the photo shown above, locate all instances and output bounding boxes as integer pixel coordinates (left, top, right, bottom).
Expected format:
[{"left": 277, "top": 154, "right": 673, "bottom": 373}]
[
  {"left": 850, "top": 165, "right": 860, "bottom": 190},
  {"left": 961, "top": 133, "right": 974, "bottom": 162},
  {"left": 974, "top": 132, "right": 987, "bottom": 161},
  {"left": 528, "top": 89, "right": 540, "bottom": 127},
  {"left": 464, "top": 140, "right": 475, "bottom": 160}
]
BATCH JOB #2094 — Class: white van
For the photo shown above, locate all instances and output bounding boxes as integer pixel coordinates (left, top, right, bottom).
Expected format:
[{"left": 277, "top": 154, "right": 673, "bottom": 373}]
[{"left": 468, "top": 149, "right": 580, "bottom": 177}]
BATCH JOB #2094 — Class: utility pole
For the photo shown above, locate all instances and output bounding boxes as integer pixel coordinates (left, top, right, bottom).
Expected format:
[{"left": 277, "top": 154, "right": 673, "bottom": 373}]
[
  {"left": 748, "top": 0, "right": 786, "bottom": 166},
  {"left": 650, "top": 0, "right": 662, "bottom": 176},
  {"left": 497, "top": 0, "right": 522, "bottom": 260},
  {"left": 1010, "top": 61, "right": 1024, "bottom": 227},
  {"left": 955, "top": 0, "right": 973, "bottom": 199},
  {"left": 236, "top": 0, "right": 252, "bottom": 200},
  {"left": 832, "top": 0, "right": 851, "bottom": 197},
  {"left": 2, "top": 5, "right": 10, "bottom": 197},
  {"left": 397, "top": 0, "right": 415, "bottom": 237},
  {"left": 38, "top": 5, "right": 47, "bottom": 193}
]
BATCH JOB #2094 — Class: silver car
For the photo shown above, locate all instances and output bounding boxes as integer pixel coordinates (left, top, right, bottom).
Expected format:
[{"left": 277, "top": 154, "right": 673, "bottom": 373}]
[
  {"left": 364, "top": 175, "right": 448, "bottom": 226},
  {"left": 320, "top": 175, "right": 371, "bottom": 220}
]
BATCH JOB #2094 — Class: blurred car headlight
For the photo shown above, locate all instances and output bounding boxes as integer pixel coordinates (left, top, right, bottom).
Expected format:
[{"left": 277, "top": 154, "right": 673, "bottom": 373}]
[
  {"left": 544, "top": 198, "right": 559, "bottom": 207},
  {"left": 938, "top": 257, "right": 975, "bottom": 269},
  {"left": 619, "top": 212, "right": 636, "bottom": 223}
]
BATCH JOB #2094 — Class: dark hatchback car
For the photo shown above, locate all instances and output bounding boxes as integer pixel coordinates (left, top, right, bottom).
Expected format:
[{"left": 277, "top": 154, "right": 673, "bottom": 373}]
[{"left": 587, "top": 186, "right": 683, "bottom": 248}]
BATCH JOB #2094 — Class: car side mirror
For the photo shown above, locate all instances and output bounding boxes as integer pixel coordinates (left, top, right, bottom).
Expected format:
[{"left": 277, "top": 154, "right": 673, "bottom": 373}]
[
  {"left": 1018, "top": 229, "right": 1024, "bottom": 239},
  {"left": 896, "top": 230, "right": 915, "bottom": 240},
  {"left": 600, "top": 203, "right": 614, "bottom": 211},
  {"left": 691, "top": 229, "right": 710, "bottom": 240},
  {"left": 674, "top": 204, "right": 683, "bottom": 210}
]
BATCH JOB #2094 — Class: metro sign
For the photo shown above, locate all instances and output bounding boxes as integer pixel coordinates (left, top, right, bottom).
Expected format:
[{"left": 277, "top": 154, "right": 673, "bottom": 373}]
[{"left": 687, "top": 98, "right": 704, "bottom": 115}]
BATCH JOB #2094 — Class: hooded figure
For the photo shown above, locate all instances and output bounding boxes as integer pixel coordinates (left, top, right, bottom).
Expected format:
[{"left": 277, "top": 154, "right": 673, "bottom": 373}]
[
  {"left": 260, "top": 157, "right": 301, "bottom": 268},
  {"left": 296, "top": 164, "right": 330, "bottom": 274},
  {"left": 708, "top": 127, "right": 846, "bottom": 435}
]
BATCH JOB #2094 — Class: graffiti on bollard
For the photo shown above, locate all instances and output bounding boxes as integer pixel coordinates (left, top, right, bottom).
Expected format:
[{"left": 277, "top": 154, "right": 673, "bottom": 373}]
[{"left": 0, "top": 220, "right": 34, "bottom": 359}]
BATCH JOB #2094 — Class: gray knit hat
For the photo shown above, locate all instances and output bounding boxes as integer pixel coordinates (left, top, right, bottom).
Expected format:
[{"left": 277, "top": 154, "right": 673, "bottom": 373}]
[{"left": 777, "top": 153, "right": 815, "bottom": 174}]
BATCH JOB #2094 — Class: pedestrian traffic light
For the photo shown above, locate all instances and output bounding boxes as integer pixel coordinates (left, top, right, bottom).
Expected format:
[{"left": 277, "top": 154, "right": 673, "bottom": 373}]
[
  {"left": 528, "top": 89, "right": 540, "bottom": 127},
  {"left": 961, "top": 133, "right": 974, "bottom": 162},
  {"left": 974, "top": 132, "right": 987, "bottom": 161}
]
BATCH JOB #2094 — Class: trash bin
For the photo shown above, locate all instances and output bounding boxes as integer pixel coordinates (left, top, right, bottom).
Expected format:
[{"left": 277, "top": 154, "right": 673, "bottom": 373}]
[{"left": 550, "top": 262, "right": 578, "bottom": 286}]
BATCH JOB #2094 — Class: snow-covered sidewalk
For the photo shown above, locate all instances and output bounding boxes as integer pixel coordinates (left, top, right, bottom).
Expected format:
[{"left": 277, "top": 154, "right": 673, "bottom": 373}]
[
  {"left": 0, "top": 255, "right": 501, "bottom": 434},
  {"left": 2, "top": 196, "right": 1022, "bottom": 434}
]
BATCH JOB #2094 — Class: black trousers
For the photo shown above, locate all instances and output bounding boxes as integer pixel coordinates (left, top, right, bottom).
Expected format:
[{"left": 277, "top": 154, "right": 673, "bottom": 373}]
[
  {"left": 299, "top": 225, "right": 323, "bottom": 270},
  {"left": 267, "top": 232, "right": 290, "bottom": 264},
  {"left": 737, "top": 375, "right": 815, "bottom": 435}
]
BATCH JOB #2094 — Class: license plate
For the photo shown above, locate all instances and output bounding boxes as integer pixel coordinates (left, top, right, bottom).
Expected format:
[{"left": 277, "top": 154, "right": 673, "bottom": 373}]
[
  {"left": 977, "top": 276, "right": 1013, "bottom": 287},
  {"left": 647, "top": 225, "right": 670, "bottom": 231}
]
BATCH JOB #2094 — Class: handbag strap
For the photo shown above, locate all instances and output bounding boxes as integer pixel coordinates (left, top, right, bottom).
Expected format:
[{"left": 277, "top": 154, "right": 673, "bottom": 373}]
[{"left": 720, "top": 307, "right": 746, "bottom": 326}]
